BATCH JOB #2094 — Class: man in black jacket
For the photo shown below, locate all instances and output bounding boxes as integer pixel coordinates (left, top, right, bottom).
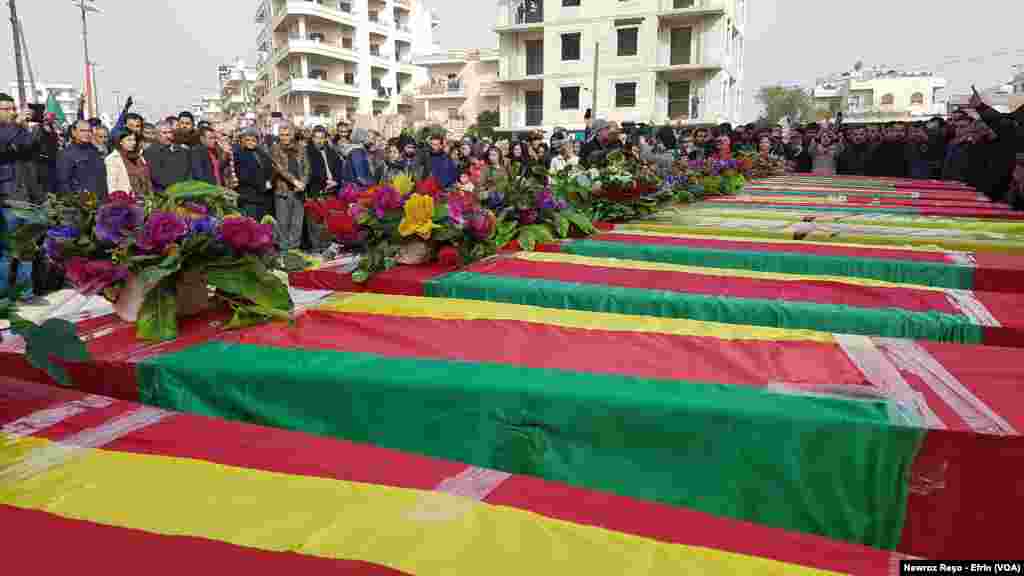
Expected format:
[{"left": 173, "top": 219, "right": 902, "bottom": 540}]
[
  {"left": 579, "top": 119, "right": 622, "bottom": 167},
  {"left": 784, "top": 130, "right": 813, "bottom": 173},
  {"left": 190, "top": 126, "right": 228, "bottom": 187},
  {"left": 233, "top": 127, "right": 275, "bottom": 221},
  {"left": 971, "top": 91, "right": 1023, "bottom": 205},
  {"left": 868, "top": 123, "right": 908, "bottom": 177},
  {"left": 143, "top": 121, "right": 192, "bottom": 191},
  {"left": 56, "top": 120, "right": 108, "bottom": 203},
  {"left": 836, "top": 127, "right": 873, "bottom": 175}
]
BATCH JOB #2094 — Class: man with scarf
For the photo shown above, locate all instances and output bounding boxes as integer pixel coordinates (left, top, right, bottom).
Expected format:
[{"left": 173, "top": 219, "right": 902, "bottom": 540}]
[
  {"left": 233, "top": 127, "right": 275, "bottom": 221},
  {"left": 56, "top": 119, "right": 108, "bottom": 203},
  {"left": 399, "top": 135, "right": 420, "bottom": 173},
  {"left": 191, "top": 126, "right": 229, "bottom": 187},
  {"left": 270, "top": 124, "right": 309, "bottom": 252},
  {"left": 836, "top": 127, "right": 874, "bottom": 175},
  {"left": 305, "top": 126, "right": 343, "bottom": 253},
  {"left": 143, "top": 120, "right": 192, "bottom": 191}
]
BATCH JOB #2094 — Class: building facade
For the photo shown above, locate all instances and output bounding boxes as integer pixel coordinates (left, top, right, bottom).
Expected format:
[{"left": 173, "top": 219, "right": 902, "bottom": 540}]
[
  {"left": 412, "top": 48, "right": 502, "bottom": 138},
  {"left": 254, "top": 0, "right": 437, "bottom": 126},
  {"left": 7, "top": 82, "right": 81, "bottom": 121},
  {"left": 493, "top": 0, "right": 745, "bottom": 133},
  {"left": 813, "top": 66, "right": 947, "bottom": 124}
]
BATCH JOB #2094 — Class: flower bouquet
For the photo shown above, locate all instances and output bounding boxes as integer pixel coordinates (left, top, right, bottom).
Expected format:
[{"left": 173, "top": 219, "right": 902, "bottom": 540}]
[
  {"left": 46, "top": 181, "right": 293, "bottom": 342},
  {"left": 738, "top": 150, "right": 786, "bottom": 179},
  {"left": 571, "top": 151, "right": 670, "bottom": 222},
  {"left": 679, "top": 157, "right": 747, "bottom": 196},
  {"left": 490, "top": 163, "right": 595, "bottom": 251}
]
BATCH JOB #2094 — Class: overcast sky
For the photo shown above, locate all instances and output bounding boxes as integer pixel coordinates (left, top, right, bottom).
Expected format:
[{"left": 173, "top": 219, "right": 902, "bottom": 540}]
[{"left": 1, "top": 0, "right": 1019, "bottom": 121}]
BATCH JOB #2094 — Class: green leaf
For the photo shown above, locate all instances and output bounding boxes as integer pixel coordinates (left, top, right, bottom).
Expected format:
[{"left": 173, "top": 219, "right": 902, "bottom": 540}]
[
  {"left": 206, "top": 258, "right": 293, "bottom": 312},
  {"left": 563, "top": 211, "right": 597, "bottom": 235},
  {"left": 137, "top": 252, "right": 184, "bottom": 288},
  {"left": 226, "top": 304, "right": 291, "bottom": 330},
  {"left": 137, "top": 281, "right": 178, "bottom": 342},
  {"left": 352, "top": 269, "right": 370, "bottom": 284},
  {"left": 16, "top": 318, "right": 91, "bottom": 386},
  {"left": 554, "top": 214, "right": 570, "bottom": 238}
]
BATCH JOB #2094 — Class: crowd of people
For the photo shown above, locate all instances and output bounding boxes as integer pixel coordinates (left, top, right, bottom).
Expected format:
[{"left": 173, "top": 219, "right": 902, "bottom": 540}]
[{"left": 2, "top": 90, "right": 1022, "bottom": 268}]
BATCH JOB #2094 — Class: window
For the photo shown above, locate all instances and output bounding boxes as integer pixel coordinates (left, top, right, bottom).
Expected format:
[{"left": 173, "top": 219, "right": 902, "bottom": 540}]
[
  {"left": 668, "top": 81, "right": 690, "bottom": 119},
  {"left": 673, "top": 0, "right": 695, "bottom": 7},
  {"left": 880, "top": 93, "right": 895, "bottom": 106},
  {"left": 525, "top": 91, "right": 543, "bottom": 126},
  {"left": 910, "top": 92, "right": 925, "bottom": 105},
  {"left": 615, "top": 82, "right": 637, "bottom": 107},
  {"left": 670, "top": 27, "right": 692, "bottom": 65},
  {"left": 562, "top": 0, "right": 580, "bottom": 5},
  {"left": 560, "top": 86, "right": 580, "bottom": 109},
  {"left": 561, "top": 32, "right": 581, "bottom": 61},
  {"left": 525, "top": 40, "right": 544, "bottom": 75},
  {"left": 617, "top": 27, "right": 638, "bottom": 56}
]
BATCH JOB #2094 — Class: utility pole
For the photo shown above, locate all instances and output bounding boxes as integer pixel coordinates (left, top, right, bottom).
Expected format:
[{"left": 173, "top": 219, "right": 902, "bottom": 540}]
[
  {"left": 19, "top": 19, "right": 37, "bottom": 103},
  {"left": 72, "top": 0, "right": 100, "bottom": 117},
  {"left": 8, "top": 0, "right": 27, "bottom": 107}
]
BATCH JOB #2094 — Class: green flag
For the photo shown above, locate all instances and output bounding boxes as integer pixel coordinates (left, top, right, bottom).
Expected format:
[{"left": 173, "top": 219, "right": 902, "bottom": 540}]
[{"left": 45, "top": 92, "right": 66, "bottom": 126}]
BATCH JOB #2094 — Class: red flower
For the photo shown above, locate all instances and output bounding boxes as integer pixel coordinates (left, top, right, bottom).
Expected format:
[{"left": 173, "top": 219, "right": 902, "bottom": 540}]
[
  {"left": 304, "top": 199, "right": 328, "bottom": 223},
  {"left": 416, "top": 177, "right": 443, "bottom": 199},
  {"left": 438, "top": 245, "right": 461, "bottom": 268},
  {"left": 326, "top": 210, "right": 356, "bottom": 236}
]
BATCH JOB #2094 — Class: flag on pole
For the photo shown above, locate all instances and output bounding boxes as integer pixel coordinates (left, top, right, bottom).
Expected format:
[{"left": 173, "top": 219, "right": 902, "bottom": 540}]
[
  {"left": 82, "top": 62, "right": 95, "bottom": 119},
  {"left": 45, "top": 91, "right": 66, "bottom": 126}
]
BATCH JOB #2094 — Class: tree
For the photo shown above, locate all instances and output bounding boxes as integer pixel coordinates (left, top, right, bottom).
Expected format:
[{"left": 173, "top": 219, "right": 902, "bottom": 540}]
[
  {"left": 467, "top": 109, "right": 500, "bottom": 140},
  {"left": 756, "top": 86, "right": 815, "bottom": 126}
]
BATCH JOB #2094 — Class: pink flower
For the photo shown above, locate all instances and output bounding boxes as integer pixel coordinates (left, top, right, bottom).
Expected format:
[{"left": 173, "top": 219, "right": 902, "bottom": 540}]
[
  {"left": 64, "top": 257, "right": 130, "bottom": 295},
  {"left": 136, "top": 211, "right": 188, "bottom": 253},
  {"left": 219, "top": 216, "right": 274, "bottom": 253}
]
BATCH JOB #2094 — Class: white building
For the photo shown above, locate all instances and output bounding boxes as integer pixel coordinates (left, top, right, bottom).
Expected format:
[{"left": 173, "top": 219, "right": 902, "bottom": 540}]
[
  {"left": 218, "top": 59, "right": 262, "bottom": 120},
  {"left": 7, "top": 81, "right": 81, "bottom": 120},
  {"left": 191, "top": 94, "right": 226, "bottom": 122},
  {"left": 254, "top": 0, "right": 437, "bottom": 126},
  {"left": 493, "top": 0, "right": 746, "bottom": 133},
  {"left": 813, "top": 65, "right": 947, "bottom": 123},
  {"left": 412, "top": 48, "right": 503, "bottom": 138}
]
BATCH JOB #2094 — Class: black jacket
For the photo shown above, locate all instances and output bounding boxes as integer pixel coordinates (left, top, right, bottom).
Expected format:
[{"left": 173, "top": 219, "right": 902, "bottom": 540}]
[
  {"left": 56, "top": 142, "right": 108, "bottom": 202},
  {"left": 975, "top": 103, "right": 1023, "bottom": 203},
  {"left": 579, "top": 137, "right": 622, "bottom": 168},
  {"left": 233, "top": 145, "right": 274, "bottom": 208},
  {"left": 869, "top": 142, "right": 907, "bottom": 177},
  {"left": 836, "top": 143, "right": 874, "bottom": 176},
  {"left": 784, "top": 144, "right": 813, "bottom": 173},
  {"left": 306, "top": 143, "right": 343, "bottom": 197},
  {"left": 190, "top": 146, "right": 227, "bottom": 187},
  {"left": 143, "top": 143, "right": 192, "bottom": 191}
]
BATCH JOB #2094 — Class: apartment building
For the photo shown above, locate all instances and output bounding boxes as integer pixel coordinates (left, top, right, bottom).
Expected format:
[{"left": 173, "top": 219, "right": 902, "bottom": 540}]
[
  {"left": 7, "top": 82, "right": 81, "bottom": 120},
  {"left": 254, "top": 0, "right": 438, "bottom": 126},
  {"left": 813, "top": 65, "right": 947, "bottom": 123},
  {"left": 493, "top": 0, "right": 745, "bottom": 133},
  {"left": 412, "top": 48, "right": 503, "bottom": 137}
]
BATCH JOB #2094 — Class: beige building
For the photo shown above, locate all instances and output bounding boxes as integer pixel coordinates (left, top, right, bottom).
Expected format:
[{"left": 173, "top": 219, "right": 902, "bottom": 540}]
[
  {"left": 814, "top": 66, "right": 947, "bottom": 123},
  {"left": 253, "top": 0, "right": 438, "bottom": 126},
  {"left": 493, "top": 0, "right": 746, "bottom": 133},
  {"left": 412, "top": 48, "right": 503, "bottom": 138}
]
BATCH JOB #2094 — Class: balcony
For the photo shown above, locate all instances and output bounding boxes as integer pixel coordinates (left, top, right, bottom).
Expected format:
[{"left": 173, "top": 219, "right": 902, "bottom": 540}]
[
  {"left": 478, "top": 81, "right": 504, "bottom": 97},
  {"left": 272, "top": 1, "right": 358, "bottom": 31},
  {"left": 416, "top": 79, "right": 466, "bottom": 99},
  {"left": 283, "top": 36, "right": 361, "bottom": 64},
  {"left": 368, "top": 11, "right": 391, "bottom": 32},
  {"left": 273, "top": 76, "right": 361, "bottom": 99},
  {"left": 495, "top": 0, "right": 543, "bottom": 31},
  {"left": 657, "top": 0, "right": 724, "bottom": 23}
]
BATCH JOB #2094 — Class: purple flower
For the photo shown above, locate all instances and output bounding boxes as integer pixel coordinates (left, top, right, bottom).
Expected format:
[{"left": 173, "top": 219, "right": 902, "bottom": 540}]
[
  {"left": 348, "top": 202, "right": 366, "bottom": 221},
  {"left": 64, "top": 257, "right": 130, "bottom": 295},
  {"left": 94, "top": 202, "right": 145, "bottom": 245},
  {"left": 372, "top": 185, "right": 402, "bottom": 218},
  {"left": 467, "top": 209, "right": 496, "bottom": 240},
  {"left": 44, "top": 226, "right": 80, "bottom": 261},
  {"left": 447, "top": 194, "right": 467, "bottom": 227},
  {"left": 136, "top": 211, "right": 188, "bottom": 253},
  {"left": 189, "top": 216, "right": 217, "bottom": 237},
  {"left": 339, "top": 183, "right": 362, "bottom": 203},
  {"left": 485, "top": 190, "right": 505, "bottom": 210},
  {"left": 536, "top": 189, "right": 557, "bottom": 211}
]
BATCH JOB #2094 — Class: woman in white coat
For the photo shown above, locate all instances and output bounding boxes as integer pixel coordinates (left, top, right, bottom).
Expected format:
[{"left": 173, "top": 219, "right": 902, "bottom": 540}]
[{"left": 105, "top": 132, "right": 151, "bottom": 200}]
